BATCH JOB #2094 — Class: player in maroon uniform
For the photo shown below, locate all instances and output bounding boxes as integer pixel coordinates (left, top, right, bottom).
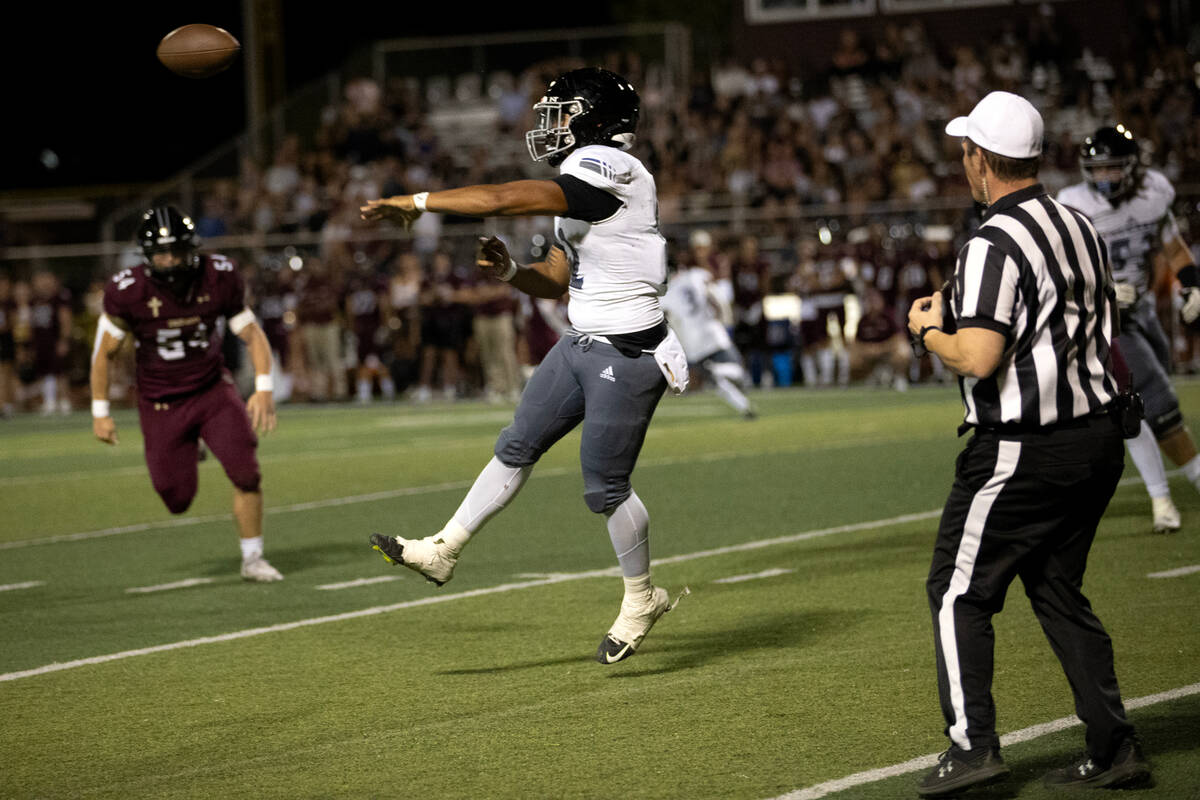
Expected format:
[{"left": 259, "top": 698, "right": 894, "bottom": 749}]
[{"left": 90, "top": 206, "right": 283, "bottom": 582}]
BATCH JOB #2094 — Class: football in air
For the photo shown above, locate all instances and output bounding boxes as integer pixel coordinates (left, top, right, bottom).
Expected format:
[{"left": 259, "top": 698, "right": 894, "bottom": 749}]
[{"left": 157, "top": 24, "right": 241, "bottom": 78}]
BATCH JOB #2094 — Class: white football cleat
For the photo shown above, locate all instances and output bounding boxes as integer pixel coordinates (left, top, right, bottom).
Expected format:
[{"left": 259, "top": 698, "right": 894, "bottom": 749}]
[
  {"left": 370, "top": 533, "right": 457, "bottom": 586},
  {"left": 1151, "top": 496, "right": 1181, "bottom": 534},
  {"left": 596, "top": 586, "right": 672, "bottom": 664},
  {"left": 241, "top": 556, "right": 284, "bottom": 582}
]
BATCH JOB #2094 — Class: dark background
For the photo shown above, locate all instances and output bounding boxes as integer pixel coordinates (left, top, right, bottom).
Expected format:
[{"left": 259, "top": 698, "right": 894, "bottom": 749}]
[{"left": 5, "top": 3, "right": 633, "bottom": 191}]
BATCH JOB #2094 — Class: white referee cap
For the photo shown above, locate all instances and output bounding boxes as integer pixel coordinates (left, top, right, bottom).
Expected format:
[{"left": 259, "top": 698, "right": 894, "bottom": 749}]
[{"left": 945, "top": 91, "right": 1043, "bottom": 159}]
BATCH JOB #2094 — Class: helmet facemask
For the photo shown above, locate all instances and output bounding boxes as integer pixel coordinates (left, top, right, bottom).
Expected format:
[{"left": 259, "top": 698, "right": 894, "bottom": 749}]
[
  {"left": 1082, "top": 156, "right": 1138, "bottom": 201},
  {"left": 526, "top": 98, "right": 585, "bottom": 165}
]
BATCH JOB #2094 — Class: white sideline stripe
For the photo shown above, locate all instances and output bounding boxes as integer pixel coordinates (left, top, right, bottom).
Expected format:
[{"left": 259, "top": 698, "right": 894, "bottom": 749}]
[
  {"left": 124, "top": 582, "right": 216, "bottom": 594},
  {"left": 0, "top": 435, "right": 942, "bottom": 552},
  {"left": 1147, "top": 564, "right": 1200, "bottom": 579},
  {"left": 125, "top": 578, "right": 216, "bottom": 594},
  {"left": 0, "top": 510, "right": 942, "bottom": 683},
  {"left": 316, "top": 575, "right": 403, "bottom": 590},
  {"left": 713, "top": 568, "right": 795, "bottom": 584},
  {"left": 769, "top": 682, "right": 1200, "bottom": 800},
  {"left": 0, "top": 581, "right": 44, "bottom": 592}
]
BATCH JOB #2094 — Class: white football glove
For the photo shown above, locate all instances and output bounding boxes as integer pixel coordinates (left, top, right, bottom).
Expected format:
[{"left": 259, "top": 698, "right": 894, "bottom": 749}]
[
  {"left": 1113, "top": 281, "right": 1137, "bottom": 308},
  {"left": 1181, "top": 286, "right": 1200, "bottom": 324}
]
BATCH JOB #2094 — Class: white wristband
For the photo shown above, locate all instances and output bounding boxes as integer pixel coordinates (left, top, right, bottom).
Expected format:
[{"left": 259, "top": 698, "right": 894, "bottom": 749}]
[
  {"left": 92, "top": 399, "right": 111, "bottom": 419},
  {"left": 499, "top": 259, "right": 518, "bottom": 282},
  {"left": 255, "top": 374, "right": 274, "bottom": 393},
  {"left": 412, "top": 192, "right": 429, "bottom": 212}
]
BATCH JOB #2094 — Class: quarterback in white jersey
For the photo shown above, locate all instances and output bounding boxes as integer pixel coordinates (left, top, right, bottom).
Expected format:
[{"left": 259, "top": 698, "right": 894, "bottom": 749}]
[
  {"left": 361, "top": 67, "right": 686, "bottom": 665},
  {"left": 556, "top": 145, "right": 667, "bottom": 334},
  {"left": 1058, "top": 125, "right": 1200, "bottom": 533},
  {"left": 662, "top": 263, "right": 755, "bottom": 417}
]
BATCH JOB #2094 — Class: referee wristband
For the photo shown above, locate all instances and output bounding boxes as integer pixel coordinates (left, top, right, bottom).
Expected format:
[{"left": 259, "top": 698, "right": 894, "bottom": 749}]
[
  {"left": 412, "top": 192, "right": 429, "bottom": 212},
  {"left": 499, "top": 259, "right": 518, "bottom": 282},
  {"left": 255, "top": 374, "right": 274, "bottom": 393},
  {"left": 92, "top": 399, "right": 111, "bottom": 419}
]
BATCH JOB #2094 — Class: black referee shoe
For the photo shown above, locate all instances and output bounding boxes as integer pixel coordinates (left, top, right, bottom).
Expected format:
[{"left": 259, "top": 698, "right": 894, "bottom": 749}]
[
  {"left": 1042, "top": 735, "right": 1151, "bottom": 789},
  {"left": 917, "top": 748, "right": 1010, "bottom": 797}
]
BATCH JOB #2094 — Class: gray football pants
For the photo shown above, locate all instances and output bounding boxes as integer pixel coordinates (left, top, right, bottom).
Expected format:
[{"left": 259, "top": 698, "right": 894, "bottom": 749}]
[
  {"left": 495, "top": 333, "right": 667, "bottom": 513},
  {"left": 1119, "top": 295, "right": 1182, "bottom": 437}
]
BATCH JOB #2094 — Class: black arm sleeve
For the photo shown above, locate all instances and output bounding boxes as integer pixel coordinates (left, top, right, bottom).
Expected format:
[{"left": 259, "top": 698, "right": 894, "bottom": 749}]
[{"left": 552, "top": 175, "right": 623, "bottom": 223}]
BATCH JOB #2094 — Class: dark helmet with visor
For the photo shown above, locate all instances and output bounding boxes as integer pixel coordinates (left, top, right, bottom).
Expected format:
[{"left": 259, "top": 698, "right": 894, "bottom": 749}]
[
  {"left": 1079, "top": 125, "right": 1140, "bottom": 201},
  {"left": 137, "top": 205, "right": 201, "bottom": 292},
  {"left": 525, "top": 67, "right": 640, "bottom": 166}
]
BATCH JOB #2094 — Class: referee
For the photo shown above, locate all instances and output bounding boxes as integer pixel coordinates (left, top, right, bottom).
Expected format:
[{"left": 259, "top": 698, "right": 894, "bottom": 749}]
[{"left": 907, "top": 91, "right": 1150, "bottom": 796}]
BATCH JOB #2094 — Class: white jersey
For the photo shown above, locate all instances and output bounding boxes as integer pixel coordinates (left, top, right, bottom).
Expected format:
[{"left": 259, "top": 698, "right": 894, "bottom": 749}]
[
  {"left": 661, "top": 267, "right": 734, "bottom": 361},
  {"left": 555, "top": 145, "right": 667, "bottom": 335},
  {"left": 1056, "top": 169, "right": 1180, "bottom": 301}
]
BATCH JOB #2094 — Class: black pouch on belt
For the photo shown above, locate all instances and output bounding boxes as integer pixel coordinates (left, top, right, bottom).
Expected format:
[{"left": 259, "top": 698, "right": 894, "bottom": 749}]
[{"left": 1111, "top": 387, "right": 1145, "bottom": 439}]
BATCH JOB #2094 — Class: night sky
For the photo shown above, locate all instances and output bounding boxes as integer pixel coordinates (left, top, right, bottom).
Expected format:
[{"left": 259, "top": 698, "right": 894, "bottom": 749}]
[{"left": 6, "top": 4, "right": 615, "bottom": 191}]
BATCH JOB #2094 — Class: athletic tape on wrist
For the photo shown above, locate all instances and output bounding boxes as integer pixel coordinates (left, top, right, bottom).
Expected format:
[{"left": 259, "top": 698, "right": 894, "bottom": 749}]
[
  {"left": 92, "top": 399, "right": 111, "bottom": 419},
  {"left": 255, "top": 374, "right": 274, "bottom": 393},
  {"left": 499, "top": 259, "right": 518, "bottom": 282},
  {"left": 412, "top": 192, "right": 429, "bottom": 212}
]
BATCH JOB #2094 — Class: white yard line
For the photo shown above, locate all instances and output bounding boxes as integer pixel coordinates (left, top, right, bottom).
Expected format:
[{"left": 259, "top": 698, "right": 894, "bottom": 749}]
[
  {"left": 0, "top": 509, "right": 942, "bottom": 683},
  {"left": 713, "top": 568, "right": 795, "bottom": 584},
  {"left": 125, "top": 578, "right": 216, "bottom": 594},
  {"left": 315, "top": 575, "right": 404, "bottom": 591},
  {"left": 770, "top": 683, "right": 1200, "bottom": 800},
  {"left": 0, "top": 436, "right": 939, "bottom": 551},
  {"left": 0, "top": 581, "right": 44, "bottom": 592},
  {"left": 1147, "top": 564, "right": 1200, "bottom": 579}
]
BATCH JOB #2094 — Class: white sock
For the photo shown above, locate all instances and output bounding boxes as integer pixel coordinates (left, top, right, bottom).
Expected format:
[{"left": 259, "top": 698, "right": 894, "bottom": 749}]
[
  {"left": 1127, "top": 422, "right": 1170, "bottom": 498},
  {"left": 381, "top": 376, "right": 396, "bottom": 400},
  {"left": 431, "top": 519, "right": 472, "bottom": 555},
  {"left": 240, "top": 536, "right": 264, "bottom": 562},
  {"left": 1183, "top": 454, "right": 1200, "bottom": 489},
  {"left": 712, "top": 374, "right": 752, "bottom": 415},
  {"left": 357, "top": 378, "right": 371, "bottom": 402},
  {"left": 622, "top": 572, "right": 653, "bottom": 601}
]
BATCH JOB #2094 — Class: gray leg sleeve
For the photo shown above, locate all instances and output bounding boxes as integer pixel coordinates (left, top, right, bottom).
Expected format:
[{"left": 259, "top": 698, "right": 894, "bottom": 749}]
[
  {"left": 452, "top": 456, "right": 532, "bottom": 534},
  {"left": 606, "top": 490, "right": 651, "bottom": 578}
]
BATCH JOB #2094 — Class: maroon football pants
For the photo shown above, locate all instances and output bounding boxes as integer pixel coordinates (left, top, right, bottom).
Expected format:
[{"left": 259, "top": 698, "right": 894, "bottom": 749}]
[{"left": 139, "top": 377, "right": 261, "bottom": 514}]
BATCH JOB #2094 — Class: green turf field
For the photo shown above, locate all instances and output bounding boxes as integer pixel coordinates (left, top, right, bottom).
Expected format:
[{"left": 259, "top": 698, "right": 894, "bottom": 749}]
[{"left": 2, "top": 384, "right": 1197, "bottom": 799}]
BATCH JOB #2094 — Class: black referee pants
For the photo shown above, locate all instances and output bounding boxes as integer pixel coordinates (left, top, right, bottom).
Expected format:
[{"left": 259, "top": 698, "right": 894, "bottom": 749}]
[{"left": 927, "top": 415, "right": 1135, "bottom": 762}]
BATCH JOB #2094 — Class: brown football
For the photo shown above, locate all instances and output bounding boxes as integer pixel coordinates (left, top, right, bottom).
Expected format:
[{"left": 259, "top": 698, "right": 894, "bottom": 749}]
[{"left": 156, "top": 24, "right": 241, "bottom": 79}]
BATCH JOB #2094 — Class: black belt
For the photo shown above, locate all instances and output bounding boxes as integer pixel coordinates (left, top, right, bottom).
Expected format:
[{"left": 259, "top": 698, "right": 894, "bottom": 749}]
[
  {"left": 959, "top": 405, "right": 1114, "bottom": 437},
  {"left": 605, "top": 320, "right": 669, "bottom": 358}
]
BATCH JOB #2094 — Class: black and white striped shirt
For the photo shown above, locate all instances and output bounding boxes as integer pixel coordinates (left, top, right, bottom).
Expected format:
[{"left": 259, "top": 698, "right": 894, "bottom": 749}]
[{"left": 951, "top": 184, "right": 1119, "bottom": 427}]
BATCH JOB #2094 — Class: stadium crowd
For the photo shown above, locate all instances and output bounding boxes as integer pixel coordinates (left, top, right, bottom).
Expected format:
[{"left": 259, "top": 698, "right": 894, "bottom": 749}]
[{"left": 2, "top": 2, "right": 1198, "bottom": 414}]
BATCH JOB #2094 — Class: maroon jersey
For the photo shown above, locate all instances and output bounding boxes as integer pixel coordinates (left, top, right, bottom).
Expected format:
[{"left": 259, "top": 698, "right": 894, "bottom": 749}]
[
  {"left": 344, "top": 272, "right": 388, "bottom": 356},
  {"left": 103, "top": 255, "right": 247, "bottom": 400},
  {"left": 31, "top": 288, "right": 71, "bottom": 357}
]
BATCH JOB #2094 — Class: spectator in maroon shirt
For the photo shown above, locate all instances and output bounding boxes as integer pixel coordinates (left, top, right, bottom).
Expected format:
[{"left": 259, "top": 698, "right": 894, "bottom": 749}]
[
  {"left": 849, "top": 287, "right": 911, "bottom": 390},
  {"left": 30, "top": 270, "right": 73, "bottom": 415},
  {"left": 296, "top": 256, "right": 347, "bottom": 402}
]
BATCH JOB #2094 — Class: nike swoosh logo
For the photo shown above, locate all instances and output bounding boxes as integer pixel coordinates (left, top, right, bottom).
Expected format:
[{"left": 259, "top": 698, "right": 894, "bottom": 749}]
[
  {"left": 372, "top": 545, "right": 397, "bottom": 565},
  {"left": 603, "top": 642, "right": 634, "bottom": 663}
]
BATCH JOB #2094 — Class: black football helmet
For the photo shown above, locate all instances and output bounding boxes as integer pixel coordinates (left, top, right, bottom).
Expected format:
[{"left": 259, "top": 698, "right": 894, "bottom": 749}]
[
  {"left": 1079, "top": 125, "right": 1140, "bottom": 201},
  {"left": 525, "top": 67, "right": 640, "bottom": 166},
  {"left": 137, "top": 205, "right": 201, "bottom": 292}
]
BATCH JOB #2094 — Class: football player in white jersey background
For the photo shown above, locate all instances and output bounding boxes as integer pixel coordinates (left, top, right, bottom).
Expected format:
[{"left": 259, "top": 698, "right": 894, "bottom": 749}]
[
  {"left": 1058, "top": 125, "right": 1200, "bottom": 533},
  {"left": 360, "top": 68, "right": 688, "bottom": 664},
  {"left": 661, "top": 260, "right": 757, "bottom": 418}
]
